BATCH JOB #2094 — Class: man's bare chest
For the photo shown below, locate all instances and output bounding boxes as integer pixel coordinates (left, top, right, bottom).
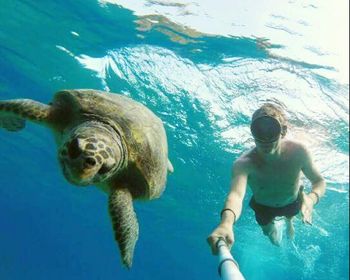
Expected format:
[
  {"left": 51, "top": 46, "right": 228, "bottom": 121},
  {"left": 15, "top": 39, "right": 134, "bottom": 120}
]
[{"left": 248, "top": 158, "right": 302, "bottom": 190}]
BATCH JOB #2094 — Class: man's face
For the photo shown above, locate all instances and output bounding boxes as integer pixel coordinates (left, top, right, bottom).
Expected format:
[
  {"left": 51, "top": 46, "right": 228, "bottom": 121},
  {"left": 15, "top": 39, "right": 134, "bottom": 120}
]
[{"left": 254, "top": 137, "right": 281, "bottom": 154}]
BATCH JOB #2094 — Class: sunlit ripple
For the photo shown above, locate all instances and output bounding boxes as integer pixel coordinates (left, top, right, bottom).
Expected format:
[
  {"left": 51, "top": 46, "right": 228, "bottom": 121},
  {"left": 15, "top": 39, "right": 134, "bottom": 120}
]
[{"left": 101, "top": 0, "right": 349, "bottom": 83}]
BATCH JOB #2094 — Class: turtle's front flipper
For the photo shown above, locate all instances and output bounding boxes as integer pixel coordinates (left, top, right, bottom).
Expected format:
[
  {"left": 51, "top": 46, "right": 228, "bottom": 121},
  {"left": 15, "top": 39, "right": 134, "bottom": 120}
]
[
  {"left": 0, "top": 114, "right": 25, "bottom": 132},
  {"left": 109, "top": 187, "right": 139, "bottom": 269},
  {"left": 0, "top": 99, "right": 51, "bottom": 131}
]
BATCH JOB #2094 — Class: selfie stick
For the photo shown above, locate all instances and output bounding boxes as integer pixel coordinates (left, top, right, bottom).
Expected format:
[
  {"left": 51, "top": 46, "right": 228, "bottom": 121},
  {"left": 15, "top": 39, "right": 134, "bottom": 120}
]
[{"left": 217, "top": 238, "right": 245, "bottom": 280}]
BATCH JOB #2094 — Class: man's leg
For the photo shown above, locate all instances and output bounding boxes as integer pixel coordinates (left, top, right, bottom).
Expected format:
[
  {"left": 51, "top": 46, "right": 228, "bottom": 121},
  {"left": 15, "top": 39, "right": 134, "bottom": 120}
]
[
  {"left": 261, "top": 221, "right": 282, "bottom": 246},
  {"left": 250, "top": 199, "right": 283, "bottom": 246},
  {"left": 285, "top": 216, "right": 295, "bottom": 240}
]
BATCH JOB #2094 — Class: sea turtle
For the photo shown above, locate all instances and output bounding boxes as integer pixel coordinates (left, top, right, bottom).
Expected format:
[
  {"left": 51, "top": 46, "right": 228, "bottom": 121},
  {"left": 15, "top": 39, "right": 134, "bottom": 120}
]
[{"left": 0, "top": 89, "right": 173, "bottom": 268}]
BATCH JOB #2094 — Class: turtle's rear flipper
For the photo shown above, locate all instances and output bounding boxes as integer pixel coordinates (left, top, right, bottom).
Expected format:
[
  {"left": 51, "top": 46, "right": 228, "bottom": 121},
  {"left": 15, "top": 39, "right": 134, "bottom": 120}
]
[
  {"left": 0, "top": 114, "right": 25, "bottom": 131},
  {"left": 167, "top": 159, "right": 174, "bottom": 173},
  {"left": 109, "top": 187, "right": 139, "bottom": 269}
]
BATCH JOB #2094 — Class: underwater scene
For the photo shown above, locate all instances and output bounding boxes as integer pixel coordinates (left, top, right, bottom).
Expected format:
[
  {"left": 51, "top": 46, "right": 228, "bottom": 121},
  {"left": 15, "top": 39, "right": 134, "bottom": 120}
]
[{"left": 0, "top": 1, "right": 348, "bottom": 279}]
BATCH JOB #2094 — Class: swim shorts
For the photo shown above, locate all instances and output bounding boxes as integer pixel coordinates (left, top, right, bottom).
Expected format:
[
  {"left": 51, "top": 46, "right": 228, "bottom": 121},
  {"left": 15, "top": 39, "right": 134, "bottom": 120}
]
[{"left": 249, "top": 190, "right": 303, "bottom": 226}]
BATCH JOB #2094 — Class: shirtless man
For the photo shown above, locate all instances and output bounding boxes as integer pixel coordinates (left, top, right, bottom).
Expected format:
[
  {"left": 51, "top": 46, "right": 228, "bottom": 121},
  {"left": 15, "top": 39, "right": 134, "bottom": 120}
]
[{"left": 207, "top": 103, "right": 326, "bottom": 253}]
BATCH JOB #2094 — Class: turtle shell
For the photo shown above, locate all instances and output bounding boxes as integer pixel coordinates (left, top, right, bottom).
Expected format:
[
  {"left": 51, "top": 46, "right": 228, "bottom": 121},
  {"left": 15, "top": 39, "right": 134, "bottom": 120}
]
[{"left": 52, "top": 89, "right": 169, "bottom": 199}]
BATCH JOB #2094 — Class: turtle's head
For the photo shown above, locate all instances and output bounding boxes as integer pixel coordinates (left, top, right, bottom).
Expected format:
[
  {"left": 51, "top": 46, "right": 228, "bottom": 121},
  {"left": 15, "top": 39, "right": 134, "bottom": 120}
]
[{"left": 58, "top": 121, "right": 126, "bottom": 186}]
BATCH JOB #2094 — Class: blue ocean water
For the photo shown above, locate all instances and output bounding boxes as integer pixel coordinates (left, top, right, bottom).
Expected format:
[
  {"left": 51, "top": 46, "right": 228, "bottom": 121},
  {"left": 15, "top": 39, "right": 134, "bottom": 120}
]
[{"left": 0, "top": 1, "right": 348, "bottom": 279}]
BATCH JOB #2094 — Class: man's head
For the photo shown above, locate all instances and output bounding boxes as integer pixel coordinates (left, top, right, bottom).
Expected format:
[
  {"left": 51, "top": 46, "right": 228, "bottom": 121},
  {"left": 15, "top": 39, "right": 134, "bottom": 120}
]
[{"left": 250, "top": 103, "right": 288, "bottom": 153}]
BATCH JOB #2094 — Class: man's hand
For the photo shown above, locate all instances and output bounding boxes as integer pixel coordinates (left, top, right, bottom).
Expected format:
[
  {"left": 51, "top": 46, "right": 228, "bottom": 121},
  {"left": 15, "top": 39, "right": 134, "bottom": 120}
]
[
  {"left": 207, "top": 224, "right": 234, "bottom": 255},
  {"left": 301, "top": 192, "right": 315, "bottom": 225}
]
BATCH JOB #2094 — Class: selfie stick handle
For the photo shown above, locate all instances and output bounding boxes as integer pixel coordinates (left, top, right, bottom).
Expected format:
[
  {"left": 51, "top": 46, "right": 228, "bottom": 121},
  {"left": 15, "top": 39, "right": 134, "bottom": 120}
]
[{"left": 217, "top": 239, "right": 245, "bottom": 280}]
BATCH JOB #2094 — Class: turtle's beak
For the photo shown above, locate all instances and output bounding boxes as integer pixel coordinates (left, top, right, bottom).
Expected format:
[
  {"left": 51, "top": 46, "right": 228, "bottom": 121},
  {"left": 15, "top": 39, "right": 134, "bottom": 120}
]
[
  {"left": 76, "top": 157, "right": 102, "bottom": 181},
  {"left": 62, "top": 156, "right": 102, "bottom": 186},
  {"left": 79, "top": 169, "right": 97, "bottom": 180}
]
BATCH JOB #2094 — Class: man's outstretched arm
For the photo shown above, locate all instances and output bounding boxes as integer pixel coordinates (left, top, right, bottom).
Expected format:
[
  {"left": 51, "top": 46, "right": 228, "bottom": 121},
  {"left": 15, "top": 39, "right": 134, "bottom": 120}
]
[{"left": 207, "top": 159, "right": 248, "bottom": 254}]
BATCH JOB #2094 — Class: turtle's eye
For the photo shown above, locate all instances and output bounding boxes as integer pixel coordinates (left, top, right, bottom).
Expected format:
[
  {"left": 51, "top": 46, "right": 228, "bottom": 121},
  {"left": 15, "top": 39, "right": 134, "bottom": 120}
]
[
  {"left": 60, "top": 149, "right": 67, "bottom": 157},
  {"left": 84, "top": 157, "right": 97, "bottom": 167},
  {"left": 67, "top": 139, "right": 81, "bottom": 159}
]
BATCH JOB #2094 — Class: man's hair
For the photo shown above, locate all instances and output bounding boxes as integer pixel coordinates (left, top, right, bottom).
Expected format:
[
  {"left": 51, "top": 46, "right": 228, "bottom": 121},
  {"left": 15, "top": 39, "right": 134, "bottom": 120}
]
[{"left": 252, "top": 103, "right": 288, "bottom": 137}]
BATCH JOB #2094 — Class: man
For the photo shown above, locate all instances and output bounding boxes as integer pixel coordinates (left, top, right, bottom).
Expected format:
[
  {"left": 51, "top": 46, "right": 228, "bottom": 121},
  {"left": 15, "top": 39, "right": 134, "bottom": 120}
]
[{"left": 207, "top": 103, "right": 326, "bottom": 254}]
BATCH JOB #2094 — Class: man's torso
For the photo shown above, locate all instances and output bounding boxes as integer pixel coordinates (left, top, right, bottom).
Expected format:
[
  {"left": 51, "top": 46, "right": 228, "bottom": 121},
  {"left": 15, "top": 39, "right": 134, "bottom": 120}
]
[{"left": 243, "top": 140, "right": 304, "bottom": 207}]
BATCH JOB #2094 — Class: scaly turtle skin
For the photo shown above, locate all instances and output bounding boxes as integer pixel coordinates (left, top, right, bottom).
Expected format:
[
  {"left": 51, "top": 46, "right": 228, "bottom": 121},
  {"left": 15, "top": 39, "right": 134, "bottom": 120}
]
[{"left": 0, "top": 89, "right": 173, "bottom": 268}]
